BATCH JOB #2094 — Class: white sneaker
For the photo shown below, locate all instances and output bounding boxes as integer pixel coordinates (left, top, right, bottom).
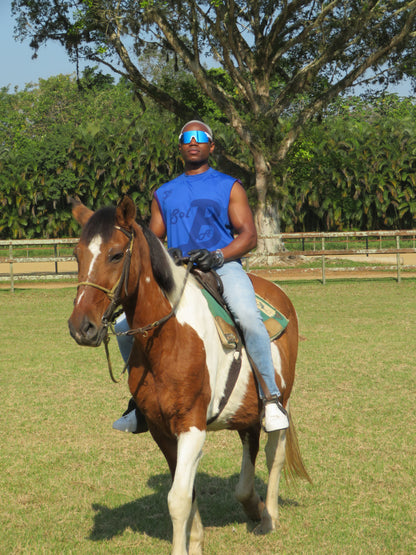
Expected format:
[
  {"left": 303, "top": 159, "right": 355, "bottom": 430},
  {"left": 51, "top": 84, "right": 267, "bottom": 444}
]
[
  {"left": 264, "top": 400, "right": 289, "bottom": 432},
  {"left": 112, "top": 410, "right": 138, "bottom": 432}
]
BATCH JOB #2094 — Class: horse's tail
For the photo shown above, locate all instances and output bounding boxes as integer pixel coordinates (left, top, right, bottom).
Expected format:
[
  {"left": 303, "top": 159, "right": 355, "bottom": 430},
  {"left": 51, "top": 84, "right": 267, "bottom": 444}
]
[{"left": 284, "top": 406, "right": 312, "bottom": 483}]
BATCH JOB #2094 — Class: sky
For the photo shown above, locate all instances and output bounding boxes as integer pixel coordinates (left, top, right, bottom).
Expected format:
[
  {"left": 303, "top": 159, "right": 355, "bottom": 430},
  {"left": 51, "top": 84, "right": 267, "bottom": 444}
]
[
  {"left": 0, "top": 2, "right": 87, "bottom": 90},
  {"left": 1, "top": 2, "right": 414, "bottom": 96}
]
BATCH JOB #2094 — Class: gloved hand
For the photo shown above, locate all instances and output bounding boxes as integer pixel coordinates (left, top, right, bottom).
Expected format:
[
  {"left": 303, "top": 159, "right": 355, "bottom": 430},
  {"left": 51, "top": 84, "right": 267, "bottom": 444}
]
[
  {"left": 188, "top": 248, "right": 224, "bottom": 271},
  {"left": 168, "top": 247, "right": 183, "bottom": 265},
  {"left": 188, "top": 249, "right": 214, "bottom": 271}
]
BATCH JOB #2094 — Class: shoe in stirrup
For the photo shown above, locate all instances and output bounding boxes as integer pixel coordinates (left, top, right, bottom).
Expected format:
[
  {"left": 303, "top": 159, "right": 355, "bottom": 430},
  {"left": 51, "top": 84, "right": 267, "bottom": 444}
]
[
  {"left": 112, "top": 409, "right": 138, "bottom": 433},
  {"left": 264, "top": 396, "right": 289, "bottom": 432}
]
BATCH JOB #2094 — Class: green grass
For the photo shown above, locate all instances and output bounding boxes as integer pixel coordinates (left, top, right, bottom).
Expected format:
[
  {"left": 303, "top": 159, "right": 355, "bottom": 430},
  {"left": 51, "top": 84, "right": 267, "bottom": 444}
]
[{"left": 1, "top": 282, "right": 415, "bottom": 554}]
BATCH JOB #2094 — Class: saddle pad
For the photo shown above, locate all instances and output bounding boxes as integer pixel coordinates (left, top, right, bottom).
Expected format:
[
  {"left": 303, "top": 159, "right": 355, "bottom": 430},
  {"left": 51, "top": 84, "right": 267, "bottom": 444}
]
[
  {"left": 200, "top": 289, "right": 238, "bottom": 348},
  {"left": 255, "top": 294, "right": 289, "bottom": 341},
  {"left": 200, "top": 289, "right": 289, "bottom": 347}
]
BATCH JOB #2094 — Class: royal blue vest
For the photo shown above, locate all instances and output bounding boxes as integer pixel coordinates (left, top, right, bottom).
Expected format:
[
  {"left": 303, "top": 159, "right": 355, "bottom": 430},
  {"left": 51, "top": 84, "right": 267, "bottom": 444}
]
[{"left": 154, "top": 168, "right": 237, "bottom": 255}]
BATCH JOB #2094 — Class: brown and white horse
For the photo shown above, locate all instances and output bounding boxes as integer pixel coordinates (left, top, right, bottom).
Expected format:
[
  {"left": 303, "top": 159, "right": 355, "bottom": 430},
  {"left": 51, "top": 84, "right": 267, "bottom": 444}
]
[{"left": 68, "top": 196, "right": 310, "bottom": 555}]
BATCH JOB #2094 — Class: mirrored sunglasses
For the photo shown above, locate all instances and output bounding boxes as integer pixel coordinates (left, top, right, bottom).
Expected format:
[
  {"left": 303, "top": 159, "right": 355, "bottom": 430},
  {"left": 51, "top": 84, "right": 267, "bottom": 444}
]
[{"left": 179, "top": 130, "right": 212, "bottom": 144}]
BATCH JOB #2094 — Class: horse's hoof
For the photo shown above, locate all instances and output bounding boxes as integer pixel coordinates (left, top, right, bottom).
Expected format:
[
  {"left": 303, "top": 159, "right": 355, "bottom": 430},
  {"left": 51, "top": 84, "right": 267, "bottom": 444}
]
[
  {"left": 252, "top": 515, "right": 276, "bottom": 535},
  {"left": 188, "top": 541, "right": 203, "bottom": 555},
  {"left": 240, "top": 498, "right": 265, "bottom": 522}
]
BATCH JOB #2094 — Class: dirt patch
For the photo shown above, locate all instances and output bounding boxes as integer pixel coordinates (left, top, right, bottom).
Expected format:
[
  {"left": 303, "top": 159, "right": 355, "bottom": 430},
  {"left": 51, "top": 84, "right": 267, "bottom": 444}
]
[
  {"left": 250, "top": 252, "right": 416, "bottom": 282},
  {"left": 251, "top": 267, "right": 416, "bottom": 282},
  {"left": 1, "top": 253, "right": 416, "bottom": 290}
]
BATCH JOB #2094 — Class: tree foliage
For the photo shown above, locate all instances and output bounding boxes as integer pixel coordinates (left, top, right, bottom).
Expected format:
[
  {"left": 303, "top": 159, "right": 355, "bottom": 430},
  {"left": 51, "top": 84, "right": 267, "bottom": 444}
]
[
  {"left": 0, "top": 71, "right": 415, "bottom": 238},
  {"left": 0, "top": 72, "right": 181, "bottom": 238},
  {"left": 281, "top": 94, "right": 416, "bottom": 231},
  {"left": 11, "top": 0, "right": 416, "bottom": 250}
]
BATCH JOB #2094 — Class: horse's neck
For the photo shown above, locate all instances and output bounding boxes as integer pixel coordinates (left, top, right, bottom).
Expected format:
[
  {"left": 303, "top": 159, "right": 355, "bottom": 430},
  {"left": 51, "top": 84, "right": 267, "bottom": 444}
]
[{"left": 125, "top": 251, "right": 173, "bottom": 330}]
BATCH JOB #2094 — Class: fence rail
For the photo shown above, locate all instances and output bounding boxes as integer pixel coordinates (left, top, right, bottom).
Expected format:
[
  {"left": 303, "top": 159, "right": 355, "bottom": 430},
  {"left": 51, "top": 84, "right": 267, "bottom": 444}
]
[
  {"left": 253, "top": 229, "right": 416, "bottom": 284},
  {"left": 1, "top": 230, "right": 416, "bottom": 291},
  {"left": 0, "top": 238, "right": 78, "bottom": 292}
]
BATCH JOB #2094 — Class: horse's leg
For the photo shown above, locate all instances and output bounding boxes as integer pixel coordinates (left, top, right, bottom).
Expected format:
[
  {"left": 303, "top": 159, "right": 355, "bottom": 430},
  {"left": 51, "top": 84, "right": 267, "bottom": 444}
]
[
  {"left": 168, "top": 427, "right": 206, "bottom": 555},
  {"left": 254, "top": 427, "right": 287, "bottom": 535},
  {"left": 187, "top": 498, "right": 203, "bottom": 555},
  {"left": 149, "top": 425, "right": 204, "bottom": 554},
  {"left": 235, "top": 426, "right": 265, "bottom": 522}
]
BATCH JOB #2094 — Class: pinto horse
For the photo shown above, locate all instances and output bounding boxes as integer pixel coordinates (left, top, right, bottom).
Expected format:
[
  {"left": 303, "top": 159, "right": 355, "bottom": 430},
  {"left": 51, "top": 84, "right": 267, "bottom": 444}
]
[{"left": 68, "top": 196, "right": 310, "bottom": 555}]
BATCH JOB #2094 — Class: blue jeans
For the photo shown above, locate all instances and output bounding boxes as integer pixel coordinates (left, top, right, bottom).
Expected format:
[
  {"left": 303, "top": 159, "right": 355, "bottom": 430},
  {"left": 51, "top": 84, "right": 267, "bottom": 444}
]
[
  {"left": 114, "top": 261, "right": 280, "bottom": 399},
  {"left": 216, "top": 261, "right": 280, "bottom": 399},
  {"left": 114, "top": 313, "right": 132, "bottom": 364}
]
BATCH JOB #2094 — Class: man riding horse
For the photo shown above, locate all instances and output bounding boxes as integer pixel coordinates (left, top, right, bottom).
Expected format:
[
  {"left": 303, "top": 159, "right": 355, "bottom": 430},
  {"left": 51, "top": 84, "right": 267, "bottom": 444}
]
[{"left": 113, "top": 120, "right": 289, "bottom": 434}]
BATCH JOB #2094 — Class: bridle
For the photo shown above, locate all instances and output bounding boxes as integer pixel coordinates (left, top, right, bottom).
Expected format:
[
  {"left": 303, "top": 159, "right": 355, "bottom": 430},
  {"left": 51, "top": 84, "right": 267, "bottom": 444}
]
[
  {"left": 75, "top": 224, "right": 192, "bottom": 382},
  {"left": 77, "top": 225, "right": 135, "bottom": 330}
]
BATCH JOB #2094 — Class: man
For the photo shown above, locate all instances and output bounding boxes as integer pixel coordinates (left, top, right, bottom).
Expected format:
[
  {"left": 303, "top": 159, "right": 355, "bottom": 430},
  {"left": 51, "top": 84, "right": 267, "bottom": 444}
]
[{"left": 113, "top": 120, "right": 289, "bottom": 433}]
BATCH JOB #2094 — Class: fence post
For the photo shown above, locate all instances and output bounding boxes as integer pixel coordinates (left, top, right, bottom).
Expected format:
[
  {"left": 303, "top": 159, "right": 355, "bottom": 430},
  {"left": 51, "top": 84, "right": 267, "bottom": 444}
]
[
  {"left": 396, "top": 236, "right": 401, "bottom": 283},
  {"left": 321, "top": 237, "right": 326, "bottom": 285},
  {"left": 54, "top": 244, "right": 58, "bottom": 274},
  {"left": 9, "top": 243, "right": 14, "bottom": 293}
]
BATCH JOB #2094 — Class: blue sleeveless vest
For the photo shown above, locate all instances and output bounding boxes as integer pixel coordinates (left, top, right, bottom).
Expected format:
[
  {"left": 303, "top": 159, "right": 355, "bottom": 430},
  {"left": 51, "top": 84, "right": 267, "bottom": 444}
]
[{"left": 154, "top": 168, "right": 237, "bottom": 255}]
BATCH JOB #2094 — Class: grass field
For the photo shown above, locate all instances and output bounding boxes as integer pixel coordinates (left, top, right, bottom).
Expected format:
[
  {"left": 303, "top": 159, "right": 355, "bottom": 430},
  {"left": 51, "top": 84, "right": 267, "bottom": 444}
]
[{"left": 1, "top": 281, "right": 415, "bottom": 554}]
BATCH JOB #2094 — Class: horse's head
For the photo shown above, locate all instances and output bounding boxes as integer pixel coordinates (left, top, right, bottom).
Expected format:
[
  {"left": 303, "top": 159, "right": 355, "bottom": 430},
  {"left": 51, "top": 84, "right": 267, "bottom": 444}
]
[{"left": 68, "top": 196, "right": 138, "bottom": 347}]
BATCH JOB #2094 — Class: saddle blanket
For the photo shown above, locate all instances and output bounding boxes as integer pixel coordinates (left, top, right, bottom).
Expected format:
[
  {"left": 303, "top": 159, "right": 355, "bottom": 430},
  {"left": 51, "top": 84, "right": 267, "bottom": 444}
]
[{"left": 200, "top": 289, "right": 289, "bottom": 349}]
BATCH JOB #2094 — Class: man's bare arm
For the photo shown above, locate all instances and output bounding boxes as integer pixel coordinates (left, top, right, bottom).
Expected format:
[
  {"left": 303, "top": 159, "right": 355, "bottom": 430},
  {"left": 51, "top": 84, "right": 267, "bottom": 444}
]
[
  {"left": 221, "top": 181, "right": 257, "bottom": 261},
  {"left": 149, "top": 197, "right": 166, "bottom": 240}
]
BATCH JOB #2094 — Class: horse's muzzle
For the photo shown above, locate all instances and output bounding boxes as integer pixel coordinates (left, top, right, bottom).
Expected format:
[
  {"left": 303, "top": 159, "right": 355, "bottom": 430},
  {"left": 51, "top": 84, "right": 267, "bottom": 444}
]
[{"left": 68, "top": 315, "right": 107, "bottom": 347}]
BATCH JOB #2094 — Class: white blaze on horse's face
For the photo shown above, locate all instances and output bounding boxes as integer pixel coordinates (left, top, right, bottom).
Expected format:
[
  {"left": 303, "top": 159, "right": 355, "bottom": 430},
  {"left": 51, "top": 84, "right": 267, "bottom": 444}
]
[
  {"left": 76, "top": 234, "right": 103, "bottom": 305},
  {"left": 87, "top": 235, "right": 103, "bottom": 276}
]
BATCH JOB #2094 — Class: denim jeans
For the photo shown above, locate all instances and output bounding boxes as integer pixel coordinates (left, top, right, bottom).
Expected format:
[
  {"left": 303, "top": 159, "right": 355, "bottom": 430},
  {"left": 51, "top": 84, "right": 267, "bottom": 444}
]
[
  {"left": 114, "top": 261, "right": 280, "bottom": 399},
  {"left": 216, "top": 261, "right": 280, "bottom": 399},
  {"left": 114, "top": 313, "right": 132, "bottom": 364}
]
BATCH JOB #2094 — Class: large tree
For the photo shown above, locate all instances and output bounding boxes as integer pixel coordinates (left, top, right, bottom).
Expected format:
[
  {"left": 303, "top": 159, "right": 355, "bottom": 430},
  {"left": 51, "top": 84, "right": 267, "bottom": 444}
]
[{"left": 11, "top": 0, "right": 416, "bottom": 253}]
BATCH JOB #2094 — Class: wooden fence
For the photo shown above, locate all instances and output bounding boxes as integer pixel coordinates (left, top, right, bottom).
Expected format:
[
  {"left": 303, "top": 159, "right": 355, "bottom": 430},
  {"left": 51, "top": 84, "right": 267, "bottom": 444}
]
[
  {"left": 0, "top": 238, "right": 78, "bottom": 293},
  {"left": 252, "top": 229, "right": 416, "bottom": 284},
  {"left": 1, "top": 230, "right": 416, "bottom": 292}
]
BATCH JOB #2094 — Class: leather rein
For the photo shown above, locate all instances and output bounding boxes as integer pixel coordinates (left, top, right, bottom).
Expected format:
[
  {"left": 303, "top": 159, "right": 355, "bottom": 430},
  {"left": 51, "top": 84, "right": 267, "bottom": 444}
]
[{"left": 76, "top": 225, "right": 192, "bottom": 382}]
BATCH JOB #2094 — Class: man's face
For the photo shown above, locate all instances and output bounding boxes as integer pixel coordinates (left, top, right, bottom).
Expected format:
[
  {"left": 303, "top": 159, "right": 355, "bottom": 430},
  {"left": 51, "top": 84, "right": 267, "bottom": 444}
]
[{"left": 179, "top": 123, "right": 215, "bottom": 165}]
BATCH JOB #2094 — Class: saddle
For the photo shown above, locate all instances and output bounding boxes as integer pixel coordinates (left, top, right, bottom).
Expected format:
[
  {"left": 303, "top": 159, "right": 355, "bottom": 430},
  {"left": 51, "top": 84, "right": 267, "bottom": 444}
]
[
  {"left": 191, "top": 268, "right": 289, "bottom": 350},
  {"left": 191, "top": 268, "right": 290, "bottom": 421}
]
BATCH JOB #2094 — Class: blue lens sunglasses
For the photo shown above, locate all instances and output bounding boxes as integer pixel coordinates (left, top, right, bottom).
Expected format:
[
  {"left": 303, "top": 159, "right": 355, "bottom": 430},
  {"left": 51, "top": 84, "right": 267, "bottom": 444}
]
[{"left": 179, "top": 130, "right": 212, "bottom": 144}]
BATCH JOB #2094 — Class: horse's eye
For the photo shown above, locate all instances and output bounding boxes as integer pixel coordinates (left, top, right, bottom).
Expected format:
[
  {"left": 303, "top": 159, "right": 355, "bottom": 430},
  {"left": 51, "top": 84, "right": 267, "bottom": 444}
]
[{"left": 110, "top": 252, "right": 124, "bottom": 263}]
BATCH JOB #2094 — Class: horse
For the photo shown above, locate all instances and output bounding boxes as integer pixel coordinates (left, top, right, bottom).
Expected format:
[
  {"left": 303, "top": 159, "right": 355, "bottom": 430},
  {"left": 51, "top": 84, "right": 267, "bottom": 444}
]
[{"left": 68, "top": 196, "right": 310, "bottom": 555}]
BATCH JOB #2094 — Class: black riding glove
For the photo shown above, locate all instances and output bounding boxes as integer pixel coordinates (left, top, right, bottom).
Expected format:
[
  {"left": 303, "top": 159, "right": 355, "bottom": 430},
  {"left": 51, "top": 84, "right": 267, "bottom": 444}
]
[
  {"left": 168, "top": 247, "right": 183, "bottom": 266},
  {"left": 188, "top": 249, "right": 224, "bottom": 271}
]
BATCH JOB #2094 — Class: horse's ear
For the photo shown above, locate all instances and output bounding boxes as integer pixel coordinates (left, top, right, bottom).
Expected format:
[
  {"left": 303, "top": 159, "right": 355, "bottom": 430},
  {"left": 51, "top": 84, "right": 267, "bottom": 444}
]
[
  {"left": 67, "top": 195, "right": 94, "bottom": 227},
  {"left": 116, "top": 196, "right": 137, "bottom": 229}
]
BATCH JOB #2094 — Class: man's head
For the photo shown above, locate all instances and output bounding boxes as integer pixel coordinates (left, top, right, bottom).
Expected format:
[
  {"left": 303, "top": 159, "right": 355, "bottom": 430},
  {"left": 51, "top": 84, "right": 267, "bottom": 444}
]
[{"left": 178, "top": 120, "right": 215, "bottom": 172}]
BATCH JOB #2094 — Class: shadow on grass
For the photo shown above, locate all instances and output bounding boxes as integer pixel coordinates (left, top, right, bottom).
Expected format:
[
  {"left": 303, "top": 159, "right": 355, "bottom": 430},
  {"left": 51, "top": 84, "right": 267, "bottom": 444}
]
[{"left": 89, "top": 472, "right": 299, "bottom": 542}]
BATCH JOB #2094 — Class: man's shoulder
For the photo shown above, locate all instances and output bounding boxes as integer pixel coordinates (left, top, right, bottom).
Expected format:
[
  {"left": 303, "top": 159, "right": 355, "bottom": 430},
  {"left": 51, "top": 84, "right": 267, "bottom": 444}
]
[
  {"left": 166, "top": 172, "right": 187, "bottom": 185},
  {"left": 209, "top": 167, "right": 235, "bottom": 179},
  {"left": 156, "top": 168, "right": 238, "bottom": 193},
  {"left": 207, "top": 168, "right": 239, "bottom": 186},
  {"left": 157, "top": 173, "right": 186, "bottom": 194}
]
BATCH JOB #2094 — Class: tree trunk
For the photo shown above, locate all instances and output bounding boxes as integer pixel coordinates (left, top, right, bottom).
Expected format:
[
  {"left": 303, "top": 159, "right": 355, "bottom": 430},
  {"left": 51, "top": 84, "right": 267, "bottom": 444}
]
[{"left": 251, "top": 152, "right": 285, "bottom": 265}]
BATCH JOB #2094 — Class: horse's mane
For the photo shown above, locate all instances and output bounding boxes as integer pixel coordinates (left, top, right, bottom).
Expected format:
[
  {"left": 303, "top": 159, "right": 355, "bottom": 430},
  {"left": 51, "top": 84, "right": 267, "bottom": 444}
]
[
  {"left": 141, "top": 225, "right": 175, "bottom": 294},
  {"left": 81, "top": 205, "right": 175, "bottom": 294}
]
